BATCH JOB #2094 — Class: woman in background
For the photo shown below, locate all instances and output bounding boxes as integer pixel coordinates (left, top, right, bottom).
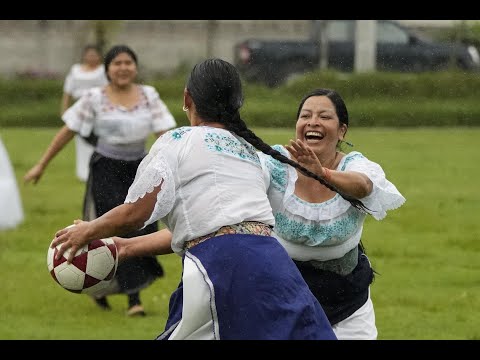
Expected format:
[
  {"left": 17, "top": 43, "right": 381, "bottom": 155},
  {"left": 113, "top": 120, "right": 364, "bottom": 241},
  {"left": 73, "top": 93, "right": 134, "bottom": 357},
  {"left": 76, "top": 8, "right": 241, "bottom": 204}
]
[
  {"left": 61, "top": 44, "right": 108, "bottom": 182},
  {"left": 0, "top": 134, "right": 24, "bottom": 230},
  {"left": 25, "top": 44, "right": 177, "bottom": 316}
]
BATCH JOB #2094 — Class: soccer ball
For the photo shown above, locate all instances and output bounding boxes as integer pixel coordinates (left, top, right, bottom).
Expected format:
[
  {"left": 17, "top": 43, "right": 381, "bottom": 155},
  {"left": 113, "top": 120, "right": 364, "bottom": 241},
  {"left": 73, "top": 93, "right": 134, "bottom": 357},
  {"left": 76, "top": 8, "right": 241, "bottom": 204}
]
[{"left": 47, "top": 236, "right": 118, "bottom": 296}]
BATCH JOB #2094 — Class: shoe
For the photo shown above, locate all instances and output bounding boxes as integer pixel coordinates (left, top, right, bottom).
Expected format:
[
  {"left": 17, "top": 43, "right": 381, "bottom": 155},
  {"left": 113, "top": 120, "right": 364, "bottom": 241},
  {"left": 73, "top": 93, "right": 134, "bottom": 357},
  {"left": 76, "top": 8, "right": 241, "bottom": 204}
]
[
  {"left": 126, "top": 304, "right": 146, "bottom": 317},
  {"left": 93, "top": 297, "right": 111, "bottom": 310}
]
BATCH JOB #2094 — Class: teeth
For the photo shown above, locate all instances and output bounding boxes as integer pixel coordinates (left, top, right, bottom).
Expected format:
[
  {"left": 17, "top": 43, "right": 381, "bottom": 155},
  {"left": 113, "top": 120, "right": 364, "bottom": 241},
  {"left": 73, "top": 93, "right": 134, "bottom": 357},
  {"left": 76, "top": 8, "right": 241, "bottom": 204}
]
[{"left": 305, "top": 131, "right": 323, "bottom": 138}]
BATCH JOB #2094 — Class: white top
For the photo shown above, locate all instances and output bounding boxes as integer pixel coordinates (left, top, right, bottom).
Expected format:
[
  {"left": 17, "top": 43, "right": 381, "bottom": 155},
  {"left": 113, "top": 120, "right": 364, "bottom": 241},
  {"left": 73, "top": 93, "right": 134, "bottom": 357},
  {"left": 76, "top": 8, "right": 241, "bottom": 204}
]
[
  {"left": 124, "top": 126, "right": 275, "bottom": 255},
  {"left": 63, "top": 64, "right": 108, "bottom": 100},
  {"left": 260, "top": 146, "right": 406, "bottom": 262},
  {"left": 0, "top": 136, "right": 24, "bottom": 230},
  {"left": 62, "top": 85, "right": 177, "bottom": 159}
]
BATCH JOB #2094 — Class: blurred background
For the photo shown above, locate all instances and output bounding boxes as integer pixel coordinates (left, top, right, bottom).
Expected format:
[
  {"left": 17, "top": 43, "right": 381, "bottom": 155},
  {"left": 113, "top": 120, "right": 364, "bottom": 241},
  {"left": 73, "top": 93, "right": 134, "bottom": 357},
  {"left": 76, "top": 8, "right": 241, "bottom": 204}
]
[{"left": 1, "top": 20, "right": 479, "bottom": 81}]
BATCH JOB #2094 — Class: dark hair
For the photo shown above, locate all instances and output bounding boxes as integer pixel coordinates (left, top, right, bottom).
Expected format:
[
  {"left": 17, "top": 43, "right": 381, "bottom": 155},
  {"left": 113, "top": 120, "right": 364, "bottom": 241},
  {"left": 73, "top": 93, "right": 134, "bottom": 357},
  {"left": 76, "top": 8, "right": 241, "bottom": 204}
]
[
  {"left": 186, "top": 58, "right": 368, "bottom": 212},
  {"left": 296, "top": 88, "right": 349, "bottom": 127},
  {"left": 103, "top": 45, "right": 138, "bottom": 81},
  {"left": 82, "top": 44, "right": 102, "bottom": 57}
]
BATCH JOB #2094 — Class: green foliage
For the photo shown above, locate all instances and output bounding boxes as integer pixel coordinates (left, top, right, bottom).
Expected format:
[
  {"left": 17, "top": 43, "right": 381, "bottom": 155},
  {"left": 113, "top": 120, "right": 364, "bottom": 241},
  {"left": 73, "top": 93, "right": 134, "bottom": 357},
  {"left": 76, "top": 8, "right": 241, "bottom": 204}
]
[
  {"left": 433, "top": 21, "right": 480, "bottom": 49},
  {"left": 2, "top": 70, "right": 480, "bottom": 128},
  {"left": 1, "top": 127, "right": 479, "bottom": 339}
]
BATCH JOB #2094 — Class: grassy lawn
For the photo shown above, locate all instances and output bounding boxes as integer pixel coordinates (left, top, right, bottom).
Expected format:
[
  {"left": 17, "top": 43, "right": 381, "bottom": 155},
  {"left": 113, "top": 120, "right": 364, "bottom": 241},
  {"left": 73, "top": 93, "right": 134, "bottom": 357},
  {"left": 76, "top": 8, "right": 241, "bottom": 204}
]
[{"left": 1, "top": 126, "right": 479, "bottom": 340}]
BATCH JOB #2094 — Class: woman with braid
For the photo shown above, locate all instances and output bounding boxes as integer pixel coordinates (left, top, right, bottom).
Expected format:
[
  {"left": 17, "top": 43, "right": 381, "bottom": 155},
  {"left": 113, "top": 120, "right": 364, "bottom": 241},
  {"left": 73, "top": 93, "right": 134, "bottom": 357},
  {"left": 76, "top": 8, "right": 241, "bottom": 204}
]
[
  {"left": 51, "top": 59, "right": 351, "bottom": 340},
  {"left": 259, "top": 88, "right": 406, "bottom": 339}
]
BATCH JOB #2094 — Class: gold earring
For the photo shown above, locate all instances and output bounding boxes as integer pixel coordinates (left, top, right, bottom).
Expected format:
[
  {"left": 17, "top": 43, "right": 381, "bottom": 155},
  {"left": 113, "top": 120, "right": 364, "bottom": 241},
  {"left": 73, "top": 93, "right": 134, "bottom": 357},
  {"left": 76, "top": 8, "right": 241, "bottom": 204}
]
[{"left": 182, "top": 105, "right": 189, "bottom": 112}]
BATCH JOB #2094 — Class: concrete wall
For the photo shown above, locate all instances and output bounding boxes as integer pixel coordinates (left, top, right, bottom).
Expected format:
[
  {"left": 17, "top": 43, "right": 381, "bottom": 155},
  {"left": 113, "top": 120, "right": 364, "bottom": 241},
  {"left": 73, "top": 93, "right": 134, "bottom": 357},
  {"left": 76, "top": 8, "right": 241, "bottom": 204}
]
[{"left": 0, "top": 20, "right": 467, "bottom": 79}]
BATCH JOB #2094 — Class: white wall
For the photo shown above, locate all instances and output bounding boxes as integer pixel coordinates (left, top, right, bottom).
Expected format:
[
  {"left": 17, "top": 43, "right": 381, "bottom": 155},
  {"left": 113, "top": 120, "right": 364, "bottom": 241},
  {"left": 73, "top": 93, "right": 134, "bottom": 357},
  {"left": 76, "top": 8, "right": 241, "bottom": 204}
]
[{"left": 0, "top": 20, "right": 468, "bottom": 79}]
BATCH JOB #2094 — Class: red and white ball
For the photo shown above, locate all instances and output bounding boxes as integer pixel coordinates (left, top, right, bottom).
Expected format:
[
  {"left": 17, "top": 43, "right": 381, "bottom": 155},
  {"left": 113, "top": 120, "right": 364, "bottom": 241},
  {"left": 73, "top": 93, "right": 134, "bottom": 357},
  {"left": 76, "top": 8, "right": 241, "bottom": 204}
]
[{"left": 47, "top": 237, "right": 118, "bottom": 296}]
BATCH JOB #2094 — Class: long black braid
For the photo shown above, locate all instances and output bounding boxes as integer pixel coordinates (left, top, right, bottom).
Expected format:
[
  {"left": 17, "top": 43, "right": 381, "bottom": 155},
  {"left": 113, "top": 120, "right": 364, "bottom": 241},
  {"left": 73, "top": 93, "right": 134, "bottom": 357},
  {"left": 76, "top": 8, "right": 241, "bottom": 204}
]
[
  {"left": 187, "top": 58, "right": 369, "bottom": 213},
  {"left": 225, "top": 113, "right": 369, "bottom": 212}
]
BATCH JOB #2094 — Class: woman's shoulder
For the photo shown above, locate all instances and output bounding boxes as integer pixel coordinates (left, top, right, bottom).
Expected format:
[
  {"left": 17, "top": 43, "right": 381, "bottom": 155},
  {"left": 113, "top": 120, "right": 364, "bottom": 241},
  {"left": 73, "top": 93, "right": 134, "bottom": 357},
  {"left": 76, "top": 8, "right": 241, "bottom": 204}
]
[
  {"left": 140, "top": 84, "right": 159, "bottom": 95},
  {"left": 338, "top": 151, "right": 370, "bottom": 170},
  {"left": 164, "top": 126, "right": 196, "bottom": 140}
]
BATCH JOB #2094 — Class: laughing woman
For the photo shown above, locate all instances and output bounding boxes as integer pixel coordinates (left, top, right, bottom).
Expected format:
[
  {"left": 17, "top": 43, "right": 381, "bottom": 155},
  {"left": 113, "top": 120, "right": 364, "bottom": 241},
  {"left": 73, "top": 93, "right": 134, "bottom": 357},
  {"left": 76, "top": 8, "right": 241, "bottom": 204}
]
[
  {"left": 259, "top": 88, "right": 406, "bottom": 339},
  {"left": 24, "top": 44, "right": 177, "bottom": 316}
]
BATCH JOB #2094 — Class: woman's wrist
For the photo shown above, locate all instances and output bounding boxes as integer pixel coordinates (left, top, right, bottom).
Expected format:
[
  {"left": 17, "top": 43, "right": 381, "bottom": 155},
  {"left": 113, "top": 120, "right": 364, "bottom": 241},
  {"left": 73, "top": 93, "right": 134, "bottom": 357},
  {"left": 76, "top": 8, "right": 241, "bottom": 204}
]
[{"left": 323, "top": 167, "right": 332, "bottom": 182}]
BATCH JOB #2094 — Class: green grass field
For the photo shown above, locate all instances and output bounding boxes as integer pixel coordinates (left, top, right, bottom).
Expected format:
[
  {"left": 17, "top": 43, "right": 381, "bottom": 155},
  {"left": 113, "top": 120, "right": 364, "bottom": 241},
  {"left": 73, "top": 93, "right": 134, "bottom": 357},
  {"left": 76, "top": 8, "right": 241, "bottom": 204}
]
[{"left": 1, "top": 127, "right": 479, "bottom": 340}]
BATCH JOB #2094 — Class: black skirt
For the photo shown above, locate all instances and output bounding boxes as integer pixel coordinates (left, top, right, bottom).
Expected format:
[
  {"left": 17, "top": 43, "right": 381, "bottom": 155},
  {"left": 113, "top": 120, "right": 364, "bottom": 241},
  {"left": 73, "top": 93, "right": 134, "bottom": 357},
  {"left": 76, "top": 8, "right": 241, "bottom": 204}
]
[
  {"left": 294, "top": 244, "right": 374, "bottom": 326},
  {"left": 83, "top": 152, "right": 164, "bottom": 294}
]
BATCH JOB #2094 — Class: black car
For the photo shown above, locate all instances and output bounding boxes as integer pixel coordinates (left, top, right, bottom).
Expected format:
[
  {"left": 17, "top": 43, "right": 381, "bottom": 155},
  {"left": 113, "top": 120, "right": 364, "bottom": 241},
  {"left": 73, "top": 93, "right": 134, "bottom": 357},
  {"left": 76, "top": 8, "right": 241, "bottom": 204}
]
[{"left": 234, "top": 20, "right": 480, "bottom": 87}]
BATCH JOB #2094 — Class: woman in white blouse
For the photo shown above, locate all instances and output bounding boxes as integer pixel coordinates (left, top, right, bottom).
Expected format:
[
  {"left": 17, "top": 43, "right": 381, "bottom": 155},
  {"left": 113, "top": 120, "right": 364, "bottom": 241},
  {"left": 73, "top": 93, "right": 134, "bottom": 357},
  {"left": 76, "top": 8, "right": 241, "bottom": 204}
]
[
  {"left": 24, "top": 45, "right": 177, "bottom": 317},
  {"left": 0, "top": 135, "right": 24, "bottom": 230},
  {"left": 261, "top": 88, "right": 406, "bottom": 339},
  {"left": 61, "top": 44, "right": 108, "bottom": 182},
  {"left": 50, "top": 58, "right": 338, "bottom": 340}
]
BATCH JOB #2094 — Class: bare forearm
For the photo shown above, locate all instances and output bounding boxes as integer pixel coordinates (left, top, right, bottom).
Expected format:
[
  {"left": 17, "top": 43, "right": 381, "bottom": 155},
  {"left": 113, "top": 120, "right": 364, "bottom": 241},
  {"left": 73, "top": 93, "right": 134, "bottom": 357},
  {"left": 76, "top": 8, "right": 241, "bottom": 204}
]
[
  {"left": 122, "top": 229, "right": 174, "bottom": 258},
  {"left": 325, "top": 169, "right": 373, "bottom": 199},
  {"left": 38, "top": 125, "right": 75, "bottom": 169},
  {"left": 87, "top": 203, "right": 148, "bottom": 240}
]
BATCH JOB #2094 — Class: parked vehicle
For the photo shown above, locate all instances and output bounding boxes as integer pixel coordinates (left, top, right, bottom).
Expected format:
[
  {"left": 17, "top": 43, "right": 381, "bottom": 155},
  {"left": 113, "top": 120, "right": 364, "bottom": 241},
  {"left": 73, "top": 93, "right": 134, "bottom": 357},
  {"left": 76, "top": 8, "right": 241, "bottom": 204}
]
[{"left": 234, "top": 20, "right": 480, "bottom": 87}]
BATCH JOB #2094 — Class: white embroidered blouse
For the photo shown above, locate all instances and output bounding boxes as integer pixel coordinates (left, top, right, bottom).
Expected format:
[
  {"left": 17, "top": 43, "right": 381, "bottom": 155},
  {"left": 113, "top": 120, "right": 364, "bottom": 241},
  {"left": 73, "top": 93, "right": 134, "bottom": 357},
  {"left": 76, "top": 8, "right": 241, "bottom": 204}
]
[
  {"left": 124, "top": 126, "right": 275, "bottom": 255},
  {"left": 62, "top": 85, "right": 177, "bottom": 159},
  {"left": 63, "top": 64, "right": 108, "bottom": 100},
  {"left": 259, "top": 145, "right": 406, "bottom": 262}
]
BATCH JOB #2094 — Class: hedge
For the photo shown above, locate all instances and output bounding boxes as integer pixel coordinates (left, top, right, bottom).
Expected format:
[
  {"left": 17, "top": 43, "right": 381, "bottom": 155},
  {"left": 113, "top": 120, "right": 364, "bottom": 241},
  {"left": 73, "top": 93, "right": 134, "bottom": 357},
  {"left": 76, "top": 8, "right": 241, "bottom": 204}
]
[{"left": 1, "top": 70, "right": 479, "bottom": 128}]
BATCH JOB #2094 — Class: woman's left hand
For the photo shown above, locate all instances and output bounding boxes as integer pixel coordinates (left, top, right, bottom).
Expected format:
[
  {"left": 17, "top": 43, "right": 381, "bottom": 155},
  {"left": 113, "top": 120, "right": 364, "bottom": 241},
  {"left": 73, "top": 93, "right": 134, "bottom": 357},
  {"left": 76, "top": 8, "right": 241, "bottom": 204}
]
[
  {"left": 285, "top": 139, "right": 325, "bottom": 177},
  {"left": 51, "top": 219, "right": 93, "bottom": 263}
]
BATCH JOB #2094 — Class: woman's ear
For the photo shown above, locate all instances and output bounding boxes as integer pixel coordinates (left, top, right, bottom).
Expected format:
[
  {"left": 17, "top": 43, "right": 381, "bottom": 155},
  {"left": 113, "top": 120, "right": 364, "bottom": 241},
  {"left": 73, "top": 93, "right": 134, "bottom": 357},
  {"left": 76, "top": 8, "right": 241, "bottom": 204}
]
[
  {"left": 339, "top": 124, "right": 348, "bottom": 141},
  {"left": 183, "top": 88, "right": 192, "bottom": 109}
]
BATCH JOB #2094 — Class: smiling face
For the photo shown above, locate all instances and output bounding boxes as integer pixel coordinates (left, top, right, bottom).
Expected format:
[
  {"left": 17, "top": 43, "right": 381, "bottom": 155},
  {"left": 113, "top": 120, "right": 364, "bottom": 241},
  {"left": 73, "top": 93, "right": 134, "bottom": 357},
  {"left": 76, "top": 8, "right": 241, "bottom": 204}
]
[
  {"left": 106, "top": 52, "right": 137, "bottom": 87},
  {"left": 295, "top": 95, "right": 347, "bottom": 155},
  {"left": 82, "top": 48, "right": 102, "bottom": 67}
]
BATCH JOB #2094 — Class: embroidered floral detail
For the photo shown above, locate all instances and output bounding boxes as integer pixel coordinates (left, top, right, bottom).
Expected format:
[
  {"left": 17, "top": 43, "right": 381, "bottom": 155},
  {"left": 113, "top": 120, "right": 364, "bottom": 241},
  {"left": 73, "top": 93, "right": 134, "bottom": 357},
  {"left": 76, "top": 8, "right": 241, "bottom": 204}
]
[
  {"left": 171, "top": 127, "right": 193, "bottom": 140},
  {"left": 340, "top": 152, "right": 365, "bottom": 171},
  {"left": 264, "top": 144, "right": 288, "bottom": 192},
  {"left": 204, "top": 132, "right": 259, "bottom": 164},
  {"left": 274, "top": 208, "right": 362, "bottom": 247}
]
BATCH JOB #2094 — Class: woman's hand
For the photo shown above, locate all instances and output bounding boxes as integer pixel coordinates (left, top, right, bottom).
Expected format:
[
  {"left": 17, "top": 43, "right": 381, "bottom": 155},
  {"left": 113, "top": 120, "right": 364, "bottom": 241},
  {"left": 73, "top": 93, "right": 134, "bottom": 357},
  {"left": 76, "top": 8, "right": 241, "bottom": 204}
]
[
  {"left": 51, "top": 220, "right": 93, "bottom": 263},
  {"left": 285, "top": 139, "right": 326, "bottom": 178},
  {"left": 24, "top": 163, "right": 45, "bottom": 184}
]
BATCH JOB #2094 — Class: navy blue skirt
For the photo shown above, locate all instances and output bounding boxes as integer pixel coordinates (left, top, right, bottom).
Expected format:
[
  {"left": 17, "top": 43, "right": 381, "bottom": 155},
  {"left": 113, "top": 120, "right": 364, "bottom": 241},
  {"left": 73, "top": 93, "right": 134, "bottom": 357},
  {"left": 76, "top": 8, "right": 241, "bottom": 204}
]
[{"left": 157, "top": 233, "right": 336, "bottom": 340}]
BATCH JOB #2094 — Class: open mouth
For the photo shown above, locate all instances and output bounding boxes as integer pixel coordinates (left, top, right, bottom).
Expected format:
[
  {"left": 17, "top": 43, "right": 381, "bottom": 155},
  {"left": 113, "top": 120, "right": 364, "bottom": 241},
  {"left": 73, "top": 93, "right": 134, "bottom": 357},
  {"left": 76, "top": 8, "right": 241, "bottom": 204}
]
[{"left": 304, "top": 131, "right": 324, "bottom": 143}]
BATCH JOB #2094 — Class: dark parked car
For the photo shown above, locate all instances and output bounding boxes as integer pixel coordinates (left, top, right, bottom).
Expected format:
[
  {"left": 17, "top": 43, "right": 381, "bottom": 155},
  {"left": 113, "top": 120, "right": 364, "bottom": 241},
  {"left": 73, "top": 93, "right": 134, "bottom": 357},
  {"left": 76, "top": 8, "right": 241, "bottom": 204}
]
[{"left": 234, "top": 20, "right": 480, "bottom": 87}]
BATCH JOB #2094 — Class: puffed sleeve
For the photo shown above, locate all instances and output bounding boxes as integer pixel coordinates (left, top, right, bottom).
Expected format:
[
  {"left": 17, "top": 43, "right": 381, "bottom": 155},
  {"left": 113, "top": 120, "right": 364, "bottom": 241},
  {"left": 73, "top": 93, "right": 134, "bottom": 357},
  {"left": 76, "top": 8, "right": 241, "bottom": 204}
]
[
  {"left": 63, "top": 66, "right": 75, "bottom": 95},
  {"left": 143, "top": 85, "right": 177, "bottom": 133},
  {"left": 61, "top": 88, "right": 98, "bottom": 137},
  {"left": 344, "top": 152, "right": 406, "bottom": 220},
  {"left": 124, "top": 135, "right": 176, "bottom": 228}
]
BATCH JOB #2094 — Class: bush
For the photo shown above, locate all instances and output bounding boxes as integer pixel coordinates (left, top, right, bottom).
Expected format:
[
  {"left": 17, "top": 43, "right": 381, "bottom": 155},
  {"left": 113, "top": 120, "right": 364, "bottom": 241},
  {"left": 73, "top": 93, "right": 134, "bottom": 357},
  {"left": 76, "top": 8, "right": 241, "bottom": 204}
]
[{"left": 1, "top": 70, "right": 480, "bottom": 128}]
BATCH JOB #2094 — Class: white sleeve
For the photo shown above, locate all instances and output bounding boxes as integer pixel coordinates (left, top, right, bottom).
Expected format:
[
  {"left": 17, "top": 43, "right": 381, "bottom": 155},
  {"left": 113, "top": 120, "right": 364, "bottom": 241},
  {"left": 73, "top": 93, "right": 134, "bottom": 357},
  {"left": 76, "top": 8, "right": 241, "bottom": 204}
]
[
  {"left": 124, "top": 138, "right": 176, "bottom": 228},
  {"left": 345, "top": 153, "right": 406, "bottom": 220},
  {"left": 143, "top": 85, "right": 177, "bottom": 133},
  {"left": 61, "top": 88, "right": 98, "bottom": 137}
]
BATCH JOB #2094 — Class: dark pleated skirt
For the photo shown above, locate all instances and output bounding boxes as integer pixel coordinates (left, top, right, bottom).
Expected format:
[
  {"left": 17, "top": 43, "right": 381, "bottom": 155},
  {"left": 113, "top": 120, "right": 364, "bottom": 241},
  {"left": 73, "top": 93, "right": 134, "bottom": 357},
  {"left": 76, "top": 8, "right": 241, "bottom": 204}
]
[
  {"left": 294, "top": 244, "right": 374, "bottom": 326},
  {"left": 83, "top": 152, "right": 164, "bottom": 294}
]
